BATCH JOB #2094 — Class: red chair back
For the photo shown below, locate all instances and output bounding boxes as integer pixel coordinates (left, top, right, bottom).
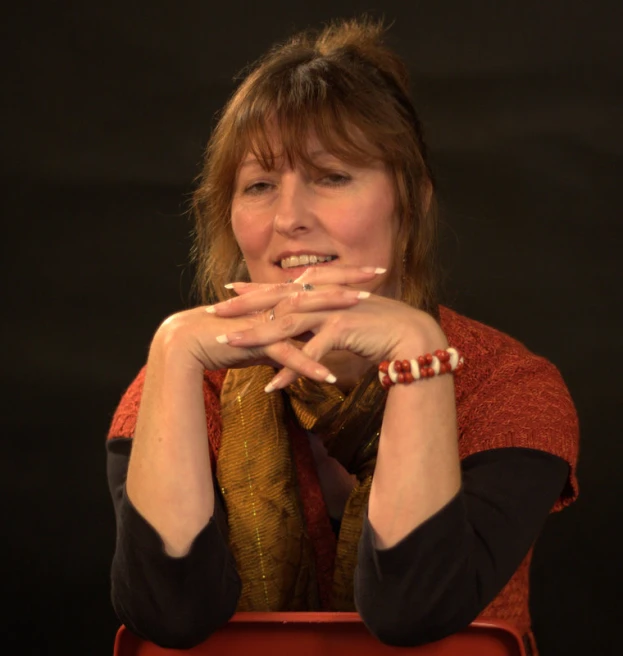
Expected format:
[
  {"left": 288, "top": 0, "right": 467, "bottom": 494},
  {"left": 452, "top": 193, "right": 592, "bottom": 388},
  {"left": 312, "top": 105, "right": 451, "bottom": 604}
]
[{"left": 114, "top": 612, "right": 527, "bottom": 656}]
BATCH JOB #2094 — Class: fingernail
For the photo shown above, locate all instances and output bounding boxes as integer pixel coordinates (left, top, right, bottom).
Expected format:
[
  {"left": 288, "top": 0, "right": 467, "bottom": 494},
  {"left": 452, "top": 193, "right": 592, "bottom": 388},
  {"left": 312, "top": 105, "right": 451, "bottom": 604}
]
[
  {"left": 223, "top": 283, "right": 235, "bottom": 289},
  {"left": 264, "top": 379, "right": 280, "bottom": 393},
  {"left": 317, "top": 369, "right": 337, "bottom": 383},
  {"left": 343, "top": 290, "right": 369, "bottom": 299},
  {"left": 215, "top": 334, "right": 229, "bottom": 344},
  {"left": 206, "top": 305, "right": 216, "bottom": 313},
  {"left": 360, "top": 266, "right": 387, "bottom": 274}
]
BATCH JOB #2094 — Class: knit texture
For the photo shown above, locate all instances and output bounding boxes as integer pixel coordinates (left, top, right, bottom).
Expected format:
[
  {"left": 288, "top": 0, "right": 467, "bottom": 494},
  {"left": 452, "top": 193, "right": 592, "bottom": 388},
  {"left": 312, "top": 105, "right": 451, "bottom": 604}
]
[{"left": 108, "top": 306, "right": 579, "bottom": 645}]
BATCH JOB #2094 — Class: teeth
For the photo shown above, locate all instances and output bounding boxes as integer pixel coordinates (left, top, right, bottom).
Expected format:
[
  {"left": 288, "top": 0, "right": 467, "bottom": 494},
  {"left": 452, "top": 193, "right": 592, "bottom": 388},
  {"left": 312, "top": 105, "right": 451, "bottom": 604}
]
[{"left": 281, "top": 254, "right": 337, "bottom": 269}]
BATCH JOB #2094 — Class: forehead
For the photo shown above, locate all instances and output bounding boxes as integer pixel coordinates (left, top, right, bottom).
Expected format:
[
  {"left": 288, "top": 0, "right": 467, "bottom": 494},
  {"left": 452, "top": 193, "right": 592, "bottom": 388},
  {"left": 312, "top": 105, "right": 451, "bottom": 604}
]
[{"left": 235, "top": 118, "right": 382, "bottom": 174}]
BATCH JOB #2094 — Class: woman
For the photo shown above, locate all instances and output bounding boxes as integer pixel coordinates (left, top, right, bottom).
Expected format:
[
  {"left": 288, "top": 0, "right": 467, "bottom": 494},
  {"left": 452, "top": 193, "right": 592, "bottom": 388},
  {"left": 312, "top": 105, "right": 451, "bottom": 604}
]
[{"left": 107, "top": 18, "right": 579, "bottom": 654}]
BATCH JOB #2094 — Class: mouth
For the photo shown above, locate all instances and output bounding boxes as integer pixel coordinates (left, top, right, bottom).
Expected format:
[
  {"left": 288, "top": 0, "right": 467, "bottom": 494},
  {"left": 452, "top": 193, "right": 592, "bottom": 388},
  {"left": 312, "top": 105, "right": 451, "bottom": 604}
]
[{"left": 275, "top": 253, "right": 338, "bottom": 272}]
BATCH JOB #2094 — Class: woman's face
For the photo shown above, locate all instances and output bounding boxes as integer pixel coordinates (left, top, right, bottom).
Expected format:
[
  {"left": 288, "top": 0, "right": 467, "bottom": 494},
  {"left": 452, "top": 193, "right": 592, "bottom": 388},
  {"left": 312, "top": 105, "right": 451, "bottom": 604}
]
[{"left": 231, "top": 134, "right": 399, "bottom": 297}]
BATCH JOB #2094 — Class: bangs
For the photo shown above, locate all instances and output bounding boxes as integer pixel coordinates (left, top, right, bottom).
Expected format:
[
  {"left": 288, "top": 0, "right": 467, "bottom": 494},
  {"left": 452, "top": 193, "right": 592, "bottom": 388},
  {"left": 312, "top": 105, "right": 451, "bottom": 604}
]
[{"left": 231, "top": 63, "right": 388, "bottom": 173}]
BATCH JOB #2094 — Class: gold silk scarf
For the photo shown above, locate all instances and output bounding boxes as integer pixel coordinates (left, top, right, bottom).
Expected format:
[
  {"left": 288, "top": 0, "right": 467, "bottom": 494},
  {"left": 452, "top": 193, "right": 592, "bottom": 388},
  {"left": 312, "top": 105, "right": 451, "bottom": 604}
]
[{"left": 217, "top": 365, "right": 386, "bottom": 611}]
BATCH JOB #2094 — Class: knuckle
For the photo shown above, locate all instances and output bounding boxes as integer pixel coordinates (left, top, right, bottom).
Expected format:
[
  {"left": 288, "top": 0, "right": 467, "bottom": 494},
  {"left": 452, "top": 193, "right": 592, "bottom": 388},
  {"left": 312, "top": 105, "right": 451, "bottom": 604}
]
[
  {"left": 327, "top": 313, "right": 346, "bottom": 331},
  {"left": 270, "top": 341, "right": 292, "bottom": 359},
  {"left": 287, "top": 291, "right": 304, "bottom": 308},
  {"left": 280, "top": 313, "right": 296, "bottom": 330}
]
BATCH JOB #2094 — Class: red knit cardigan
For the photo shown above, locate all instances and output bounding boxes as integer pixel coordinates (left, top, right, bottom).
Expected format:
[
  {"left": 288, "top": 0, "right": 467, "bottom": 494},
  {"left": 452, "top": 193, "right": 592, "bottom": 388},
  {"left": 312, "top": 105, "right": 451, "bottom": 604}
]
[{"left": 108, "top": 306, "right": 580, "bottom": 646}]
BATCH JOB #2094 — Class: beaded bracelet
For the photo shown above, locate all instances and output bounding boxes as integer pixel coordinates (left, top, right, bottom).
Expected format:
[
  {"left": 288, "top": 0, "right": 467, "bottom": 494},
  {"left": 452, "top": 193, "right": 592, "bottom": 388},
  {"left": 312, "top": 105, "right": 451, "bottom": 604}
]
[{"left": 378, "top": 348, "right": 464, "bottom": 390}]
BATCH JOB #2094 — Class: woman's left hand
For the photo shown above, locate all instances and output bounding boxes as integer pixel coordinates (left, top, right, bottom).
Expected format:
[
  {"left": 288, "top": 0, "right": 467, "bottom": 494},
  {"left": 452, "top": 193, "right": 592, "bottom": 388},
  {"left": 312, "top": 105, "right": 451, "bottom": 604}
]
[{"left": 207, "top": 266, "right": 448, "bottom": 390}]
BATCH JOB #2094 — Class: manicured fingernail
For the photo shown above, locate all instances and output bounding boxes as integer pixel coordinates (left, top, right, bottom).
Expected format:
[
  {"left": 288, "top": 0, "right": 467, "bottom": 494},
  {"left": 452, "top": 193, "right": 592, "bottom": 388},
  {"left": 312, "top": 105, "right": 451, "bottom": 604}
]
[
  {"left": 343, "top": 290, "right": 369, "bottom": 299},
  {"left": 206, "top": 305, "right": 216, "bottom": 313},
  {"left": 360, "top": 266, "right": 386, "bottom": 274},
  {"left": 224, "top": 282, "right": 250, "bottom": 289},
  {"left": 316, "top": 368, "right": 337, "bottom": 383},
  {"left": 224, "top": 283, "right": 235, "bottom": 289},
  {"left": 215, "top": 334, "right": 229, "bottom": 344},
  {"left": 264, "top": 379, "right": 281, "bottom": 393}
]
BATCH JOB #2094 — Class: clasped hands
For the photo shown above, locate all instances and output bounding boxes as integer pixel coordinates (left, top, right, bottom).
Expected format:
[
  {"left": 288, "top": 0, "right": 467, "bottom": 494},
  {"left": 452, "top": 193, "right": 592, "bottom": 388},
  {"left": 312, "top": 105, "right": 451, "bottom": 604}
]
[{"left": 201, "top": 265, "right": 447, "bottom": 393}]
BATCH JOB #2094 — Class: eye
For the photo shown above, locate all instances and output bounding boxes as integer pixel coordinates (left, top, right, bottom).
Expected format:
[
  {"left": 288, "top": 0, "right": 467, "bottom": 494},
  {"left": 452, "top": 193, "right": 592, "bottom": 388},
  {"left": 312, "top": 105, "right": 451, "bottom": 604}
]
[
  {"left": 318, "top": 172, "right": 351, "bottom": 187},
  {"left": 243, "top": 181, "right": 274, "bottom": 195}
]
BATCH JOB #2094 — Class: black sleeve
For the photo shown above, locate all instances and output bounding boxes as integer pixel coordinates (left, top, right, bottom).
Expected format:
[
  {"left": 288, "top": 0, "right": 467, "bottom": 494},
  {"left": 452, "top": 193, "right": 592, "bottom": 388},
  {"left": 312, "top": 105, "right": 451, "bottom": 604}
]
[
  {"left": 354, "top": 447, "right": 569, "bottom": 646},
  {"left": 106, "top": 437, "right": 241, "bottom": 649}
]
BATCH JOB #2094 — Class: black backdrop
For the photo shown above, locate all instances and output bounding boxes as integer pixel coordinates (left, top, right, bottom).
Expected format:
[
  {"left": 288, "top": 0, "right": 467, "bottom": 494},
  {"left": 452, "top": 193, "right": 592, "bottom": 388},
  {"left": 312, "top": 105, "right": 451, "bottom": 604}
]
[{"left": 4, "top": 2, "right": 622, "bottom": 654}]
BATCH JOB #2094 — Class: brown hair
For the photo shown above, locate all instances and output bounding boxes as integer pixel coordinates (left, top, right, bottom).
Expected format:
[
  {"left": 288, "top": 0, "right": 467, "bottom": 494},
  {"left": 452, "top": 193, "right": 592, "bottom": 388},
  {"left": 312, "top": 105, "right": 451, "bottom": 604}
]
[{"left": 192, "top": 17, "right": 439, "bottom": 316}]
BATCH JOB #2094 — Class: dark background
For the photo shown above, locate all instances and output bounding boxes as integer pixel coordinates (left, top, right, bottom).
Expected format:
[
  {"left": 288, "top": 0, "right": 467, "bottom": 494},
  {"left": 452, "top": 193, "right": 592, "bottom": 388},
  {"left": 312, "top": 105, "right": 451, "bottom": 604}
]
[{"left": 4, "top": 1, "right": 622, "bottom": 654}]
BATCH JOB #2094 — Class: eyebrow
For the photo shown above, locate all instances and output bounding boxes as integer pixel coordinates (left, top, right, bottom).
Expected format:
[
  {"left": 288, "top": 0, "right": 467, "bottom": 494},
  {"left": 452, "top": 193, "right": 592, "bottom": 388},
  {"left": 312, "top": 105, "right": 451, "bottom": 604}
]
[{"left": 239, "top": 149, "right": 332, "bottom": 168}]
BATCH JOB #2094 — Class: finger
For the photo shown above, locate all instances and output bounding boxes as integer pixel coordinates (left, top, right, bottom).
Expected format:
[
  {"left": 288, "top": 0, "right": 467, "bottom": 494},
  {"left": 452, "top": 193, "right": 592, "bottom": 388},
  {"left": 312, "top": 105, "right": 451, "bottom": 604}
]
[
  {"left": 215, "top": 310, "right": 330, "bottom": 347},
  {"left": 209, "top": 286, "right": 367, "bottom": 318},
  {"left": 293, "top": 265, "right": 387, "bottom": 286},
  {"left": 224, "top": 282, "right": 284, "bottom": 295},
  {"left": 207, "top": 285, "right": 297, "bottom": 316},
  {"left": 263, "top": 340, "right": 336, "bottom": 392},
  {"left": 224, "top": 264, "right": 386, "bottom": 295},
  {"left": 264, "top": 331, "right": 338, "bottom": 391}
]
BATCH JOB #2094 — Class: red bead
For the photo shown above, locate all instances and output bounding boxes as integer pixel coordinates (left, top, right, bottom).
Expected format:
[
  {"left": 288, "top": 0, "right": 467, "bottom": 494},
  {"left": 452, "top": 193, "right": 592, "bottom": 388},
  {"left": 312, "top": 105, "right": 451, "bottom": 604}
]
[
  {"left": 417, "top": 355, "right": 427, "bottom": 367},
  {"left": 438, "top": 351, "right": 450, "bottom": 363},
  {"left": 379, "top": 361, "right": 389, "bottom": 374},
  {"left": 397, "top": 373, "right": 405, "bottom": 383},
  {"left": 425, "top": 353, "right": 433, "bottom": 365},
  {"left": 382, "top": 374, "right": 392, "bottom": 387},
  {"left": 442, "top": 363, "right": 451, "bottom": 374},
  {"left": 404, "top": 372, "right": 414, "bottom": 384},
  {"left": 421, "top": 367, "right": 429, "bottom": 377},
  {"left": 394, "top": 360, "right": 403, "bottom": 373},
  {"left": 402, "top": 360, "right": 411, "bottom": 372}
]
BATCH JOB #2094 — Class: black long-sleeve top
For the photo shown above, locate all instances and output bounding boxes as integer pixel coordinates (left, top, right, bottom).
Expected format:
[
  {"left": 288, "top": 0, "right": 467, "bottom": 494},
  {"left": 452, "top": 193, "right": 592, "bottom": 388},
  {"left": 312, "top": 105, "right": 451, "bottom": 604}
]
[{"left": 107, "top": 437, "right": 568, "bottom": 650}]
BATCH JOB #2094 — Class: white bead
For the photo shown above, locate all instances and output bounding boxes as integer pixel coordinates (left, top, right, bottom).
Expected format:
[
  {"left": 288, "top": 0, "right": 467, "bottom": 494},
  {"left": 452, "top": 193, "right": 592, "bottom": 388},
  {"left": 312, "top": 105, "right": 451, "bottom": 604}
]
[
  {"left": 431, "top": 355, "right": 441, "bottom": 375},
  {"left": 409, "top": 359, "right": 421, "bottom": 379},
  {"left": 447, "top": 347, "right": 459, "bottom": 371}
]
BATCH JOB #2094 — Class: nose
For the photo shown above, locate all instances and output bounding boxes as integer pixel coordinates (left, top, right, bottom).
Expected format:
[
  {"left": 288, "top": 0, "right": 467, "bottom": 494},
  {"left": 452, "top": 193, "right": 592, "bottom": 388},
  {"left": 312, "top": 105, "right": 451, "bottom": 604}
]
[{"left": 273, "top": 172, "right": 312, "bottom": 238}]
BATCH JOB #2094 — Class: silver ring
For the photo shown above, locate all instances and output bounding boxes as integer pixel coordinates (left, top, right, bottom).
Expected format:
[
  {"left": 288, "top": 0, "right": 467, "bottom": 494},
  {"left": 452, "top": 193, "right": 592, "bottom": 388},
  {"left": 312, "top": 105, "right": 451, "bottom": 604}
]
[
  {"left": 301, "top": 283, "right": 314, "bottom": 292},
  {"left": 268, "top": 308, "right": 276, "bottom": 321}
]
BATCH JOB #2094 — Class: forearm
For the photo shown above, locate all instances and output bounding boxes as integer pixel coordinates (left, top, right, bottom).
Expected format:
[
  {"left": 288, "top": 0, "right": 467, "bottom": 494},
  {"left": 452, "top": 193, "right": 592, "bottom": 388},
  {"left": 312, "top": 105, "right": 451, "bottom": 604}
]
[
  {"left": 126, "top": 327, "right": 216, "bottom": 557},
  {"left": 368, "top": 341, "right": 461, "bottom": 549},
  {"left": 356, "top": 449, "right": 570, "bottom": 646}
]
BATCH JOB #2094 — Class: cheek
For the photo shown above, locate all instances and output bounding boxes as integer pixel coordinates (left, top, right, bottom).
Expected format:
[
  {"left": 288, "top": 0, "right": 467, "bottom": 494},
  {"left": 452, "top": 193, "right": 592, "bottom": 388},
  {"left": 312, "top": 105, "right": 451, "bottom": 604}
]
[
  {"left": 231, "top": 206, "right": 270, "bottom": 258},
  {"left": 338, "top": 193, "right": 397, "bottom": 262}
]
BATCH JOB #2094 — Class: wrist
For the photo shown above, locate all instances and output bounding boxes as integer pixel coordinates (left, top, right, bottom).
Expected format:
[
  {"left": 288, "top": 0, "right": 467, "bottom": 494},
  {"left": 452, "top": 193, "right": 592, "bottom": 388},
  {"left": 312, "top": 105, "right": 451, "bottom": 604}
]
[
  {"left": 151, "top": 317, "right": 214, "bottom": 374},
  {"left": 387, "top": 326, "right": 449, "bottom": 362},
  {"left": 379, "top": 346, "right": 463, "bottom": 390}
]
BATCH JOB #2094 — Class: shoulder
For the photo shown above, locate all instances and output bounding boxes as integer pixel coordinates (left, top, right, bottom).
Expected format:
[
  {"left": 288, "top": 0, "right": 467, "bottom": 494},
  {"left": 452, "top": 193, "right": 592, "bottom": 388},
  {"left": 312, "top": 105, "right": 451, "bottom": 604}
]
[
  {"left": 106, "top": 366, "right": 228, "bottom": 440},
  {"left": 440, "top": 306, "right": 580, "bottom": 509},
  {"left": 439, "top": 305, "right": 573, "bottom": 400}
]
